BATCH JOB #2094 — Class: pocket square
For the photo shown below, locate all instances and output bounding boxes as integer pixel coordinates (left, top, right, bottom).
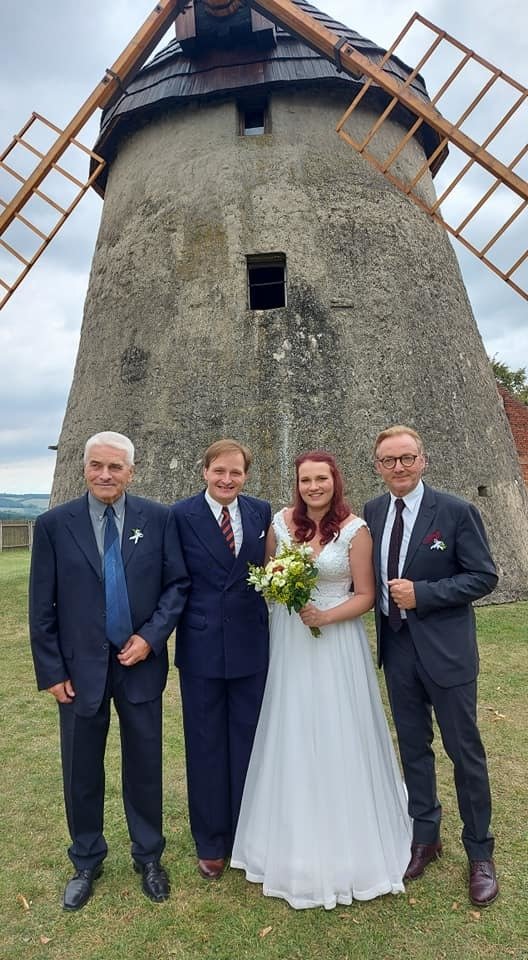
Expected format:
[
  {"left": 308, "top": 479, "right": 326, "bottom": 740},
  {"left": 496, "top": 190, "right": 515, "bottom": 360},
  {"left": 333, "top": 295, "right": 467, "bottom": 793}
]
[{"left": 259, "top": 530, "right": 265, "bottom": 539}]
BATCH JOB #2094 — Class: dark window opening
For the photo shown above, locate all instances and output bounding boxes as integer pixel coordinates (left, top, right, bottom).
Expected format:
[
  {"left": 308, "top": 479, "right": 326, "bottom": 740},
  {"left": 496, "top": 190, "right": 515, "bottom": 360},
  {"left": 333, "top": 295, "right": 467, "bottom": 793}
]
[
  {"left": 247, "top": 254, "right": 286, "bottom": 310},
  {"left": 238, "top": 99, "right": 270, "bottom": 136},
  {"left": 244, "top": 108, "right": 265, "bottom": 135}
]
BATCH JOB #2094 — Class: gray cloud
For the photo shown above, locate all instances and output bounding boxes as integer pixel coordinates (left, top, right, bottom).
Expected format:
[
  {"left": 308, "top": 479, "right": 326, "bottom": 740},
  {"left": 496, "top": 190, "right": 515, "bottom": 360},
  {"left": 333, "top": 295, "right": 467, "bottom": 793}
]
[{"left": 1, "top": 0, "right": 527, "bottom": 492}]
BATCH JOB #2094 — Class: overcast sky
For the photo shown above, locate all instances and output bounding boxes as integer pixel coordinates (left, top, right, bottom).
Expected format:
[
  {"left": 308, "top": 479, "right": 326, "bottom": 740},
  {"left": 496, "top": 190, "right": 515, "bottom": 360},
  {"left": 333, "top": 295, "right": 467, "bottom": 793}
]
[{"left": 1, "top": 0, "right": 527, "bottom": 493}]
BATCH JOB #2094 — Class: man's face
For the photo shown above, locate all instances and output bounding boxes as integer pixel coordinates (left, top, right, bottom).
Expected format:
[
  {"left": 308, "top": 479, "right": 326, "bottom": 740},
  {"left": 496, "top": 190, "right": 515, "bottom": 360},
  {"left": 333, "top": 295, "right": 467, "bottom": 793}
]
[
  {"left": 375, "top": 433, "right": 425, "bottom": 498},
  {"left": 203, "top": 451, "right": 248, "bottom": 505},
  {"left": 84, "top": 444, "right": 134, "bottom": 504}
]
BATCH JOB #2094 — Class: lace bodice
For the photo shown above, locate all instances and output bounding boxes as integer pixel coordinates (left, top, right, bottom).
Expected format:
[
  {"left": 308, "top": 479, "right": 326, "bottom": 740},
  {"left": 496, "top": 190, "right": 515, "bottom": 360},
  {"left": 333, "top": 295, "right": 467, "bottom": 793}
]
[{"left": 272, "top": 509, "right": 367, "bottom": 603}]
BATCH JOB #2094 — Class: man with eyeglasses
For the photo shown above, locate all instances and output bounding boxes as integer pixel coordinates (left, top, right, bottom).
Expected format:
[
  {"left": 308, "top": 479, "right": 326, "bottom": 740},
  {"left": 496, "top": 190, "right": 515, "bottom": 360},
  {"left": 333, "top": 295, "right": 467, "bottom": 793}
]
[{"left": 364, "top": 425, "right": 499, "bottom": 908}]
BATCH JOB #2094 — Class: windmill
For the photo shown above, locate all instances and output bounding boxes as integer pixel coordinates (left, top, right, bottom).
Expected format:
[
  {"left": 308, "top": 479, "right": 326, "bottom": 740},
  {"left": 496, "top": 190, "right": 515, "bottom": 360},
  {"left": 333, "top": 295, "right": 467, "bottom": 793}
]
[{"left": 1, "top": 0, "right": 527, "bottom": 600}]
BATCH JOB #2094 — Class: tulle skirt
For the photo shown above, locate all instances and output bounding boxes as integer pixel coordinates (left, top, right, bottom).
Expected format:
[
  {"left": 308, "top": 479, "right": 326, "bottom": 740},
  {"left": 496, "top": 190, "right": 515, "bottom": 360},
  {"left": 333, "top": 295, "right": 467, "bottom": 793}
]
[{"left": 231, "top": 601, "right": 412, "bottom": 910}]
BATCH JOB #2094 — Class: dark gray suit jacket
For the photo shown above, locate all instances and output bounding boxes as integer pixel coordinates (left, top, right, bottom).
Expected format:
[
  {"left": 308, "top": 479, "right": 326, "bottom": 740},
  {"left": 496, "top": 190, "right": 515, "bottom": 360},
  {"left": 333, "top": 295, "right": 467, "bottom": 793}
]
[
  {"left": 29, "top": 493, "right": 189, "bottom": 715},
  {"left": 364, "top": 483, "right": 498, "bottom": 687}
]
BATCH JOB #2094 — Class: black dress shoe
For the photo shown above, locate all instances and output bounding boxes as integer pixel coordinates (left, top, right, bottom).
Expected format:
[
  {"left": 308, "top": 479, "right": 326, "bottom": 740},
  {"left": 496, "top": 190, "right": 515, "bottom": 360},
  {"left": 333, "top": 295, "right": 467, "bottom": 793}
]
[
  {"left": 404, "top": 841, "right": 442, "bottom": 880},
  {"left": 134, "top": 860, "right": 170, "bottom": 902},
  {"left": 63, "top": 864, "right": 103, "bottom": 911}
]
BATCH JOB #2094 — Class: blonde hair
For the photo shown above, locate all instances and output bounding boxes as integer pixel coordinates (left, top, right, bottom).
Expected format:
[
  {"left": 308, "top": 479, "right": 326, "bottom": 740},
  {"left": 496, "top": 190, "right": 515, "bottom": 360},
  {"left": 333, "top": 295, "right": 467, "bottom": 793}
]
[
  {"left": 373, "top": 425, "right": 424, "bottom": 458},
  {"left": 203, "top": 439, "right": 252, "bottom": 471}
]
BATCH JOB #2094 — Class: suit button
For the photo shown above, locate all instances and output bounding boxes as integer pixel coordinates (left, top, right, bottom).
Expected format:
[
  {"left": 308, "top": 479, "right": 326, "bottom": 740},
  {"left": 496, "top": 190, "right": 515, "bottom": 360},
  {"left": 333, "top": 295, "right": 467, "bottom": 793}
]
[{"left": 102, "top": 643, "right": 109, "bottom": 651}]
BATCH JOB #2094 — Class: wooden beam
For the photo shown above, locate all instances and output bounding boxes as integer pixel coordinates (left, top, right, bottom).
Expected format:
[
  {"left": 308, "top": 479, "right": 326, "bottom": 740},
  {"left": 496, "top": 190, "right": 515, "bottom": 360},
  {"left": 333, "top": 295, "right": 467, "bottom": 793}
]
[
  {"left": 175, "top": 0, "right": 197, "bottom": 42},
  {"left": 248, "top": 0, "right": 528, "bottom": 204},
  {"left": 0, "top": 0, "right": 188, "bottom": 237}
]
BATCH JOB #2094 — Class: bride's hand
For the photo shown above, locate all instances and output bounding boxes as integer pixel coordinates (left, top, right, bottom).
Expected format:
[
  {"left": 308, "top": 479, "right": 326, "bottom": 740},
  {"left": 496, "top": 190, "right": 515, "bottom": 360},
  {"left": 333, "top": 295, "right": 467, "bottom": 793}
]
[{"left": 299, "top": 604, "right": 326, "bottom": 628}]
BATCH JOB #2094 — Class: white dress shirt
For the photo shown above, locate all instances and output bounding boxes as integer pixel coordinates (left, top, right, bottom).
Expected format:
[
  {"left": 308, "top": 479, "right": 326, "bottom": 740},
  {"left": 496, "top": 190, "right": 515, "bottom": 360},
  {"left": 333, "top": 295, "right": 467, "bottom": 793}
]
[
  {"left": 205, "top": 490, "right": 243, "bottom": 556},
  {"left": 380, "top": 480, "right": 424, "bottom": 617}
]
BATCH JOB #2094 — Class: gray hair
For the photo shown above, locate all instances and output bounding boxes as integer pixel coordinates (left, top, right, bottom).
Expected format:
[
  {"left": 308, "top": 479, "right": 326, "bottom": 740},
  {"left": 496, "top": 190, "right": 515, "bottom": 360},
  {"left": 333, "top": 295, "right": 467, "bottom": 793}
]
[{"left": 84, "top": 432, "right": 135, "bottom": 466}]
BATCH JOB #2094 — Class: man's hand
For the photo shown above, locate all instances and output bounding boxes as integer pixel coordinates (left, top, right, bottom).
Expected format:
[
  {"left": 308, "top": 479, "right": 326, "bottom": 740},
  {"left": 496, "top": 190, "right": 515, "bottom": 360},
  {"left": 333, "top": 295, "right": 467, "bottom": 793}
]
[
  {"left": 117, "top": 634, "right": 152, "bottom": 667},
  {"left": 388, "top": 578, "right": 417, "bottom": 610},
  {"left": 47, "top": 679, "right": 75, "bottom": 703}
]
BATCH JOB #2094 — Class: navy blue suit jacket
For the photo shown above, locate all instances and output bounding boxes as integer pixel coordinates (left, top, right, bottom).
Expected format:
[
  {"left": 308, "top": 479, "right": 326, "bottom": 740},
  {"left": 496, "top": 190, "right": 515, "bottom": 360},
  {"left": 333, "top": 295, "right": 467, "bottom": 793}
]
[
  {"left": 364, "top": 483, "right": 498, "bottom": 687},
  {"left": 29, "top": 493, "right": 190, "bottom": 716},
  {"left": 172, "top": 491, "right": 271, "bottom": 679}
]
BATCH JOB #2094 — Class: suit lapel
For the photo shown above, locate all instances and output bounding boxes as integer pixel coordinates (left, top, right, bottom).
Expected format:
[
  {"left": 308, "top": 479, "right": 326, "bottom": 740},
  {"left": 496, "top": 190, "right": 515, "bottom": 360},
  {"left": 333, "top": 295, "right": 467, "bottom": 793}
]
[
  {"left": 371, "top": 494, "right": 390, "bottom": 579},
  {"left": 65, "top": 495, "right": 101, "bottom": 578},
  {"left": 403, "top": 484, "right": 437, "bottom": 574},
  {"left": 186, "top": 492, "right": 235, "bottom": 572},
  {"left": 122, "top": 496, "right": 149, "bottom": 569},
  {"left": 230, "top": 496, "right": 261, "bottom": 581}
]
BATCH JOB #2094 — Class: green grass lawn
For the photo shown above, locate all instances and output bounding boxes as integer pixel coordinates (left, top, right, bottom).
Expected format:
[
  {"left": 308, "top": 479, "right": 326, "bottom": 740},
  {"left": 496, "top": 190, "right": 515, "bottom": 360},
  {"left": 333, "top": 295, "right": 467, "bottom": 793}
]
[{"left": 1, "top": 549, "right": 527, "bottom": 960}]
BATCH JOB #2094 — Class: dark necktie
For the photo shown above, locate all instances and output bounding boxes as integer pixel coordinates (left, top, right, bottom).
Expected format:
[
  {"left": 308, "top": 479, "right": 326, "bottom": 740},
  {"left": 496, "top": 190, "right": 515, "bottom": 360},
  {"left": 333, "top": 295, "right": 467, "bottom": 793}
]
[
  {"left": 387, "top": 498, "right": 405, "bottom": 632},
  {"left": 104, "top": 505, "right": 133, "bottom": 649},
  {"left": 221, "top": 505, "right": 236, "bottom": 555}
]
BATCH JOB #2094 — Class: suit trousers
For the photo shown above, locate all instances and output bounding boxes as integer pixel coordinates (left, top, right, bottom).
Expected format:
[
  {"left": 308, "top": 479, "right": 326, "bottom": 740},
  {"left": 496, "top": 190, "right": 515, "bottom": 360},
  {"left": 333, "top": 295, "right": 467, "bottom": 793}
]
[
  {"left": 381, "top": 618, "right": 494, "bottom": 861},
  {"left": 59, "top": 654, "right": 165, "bottom": 870},
  {"left": 179, "top": 670, "right": 267, "bottom": 859}
]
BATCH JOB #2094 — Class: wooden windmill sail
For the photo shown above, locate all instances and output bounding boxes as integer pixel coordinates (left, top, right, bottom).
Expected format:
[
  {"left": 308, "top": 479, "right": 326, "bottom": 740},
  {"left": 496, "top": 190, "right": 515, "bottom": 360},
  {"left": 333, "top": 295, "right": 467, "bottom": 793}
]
[{"left": 1, "top": 0, "right": 527, "bottom": 306}]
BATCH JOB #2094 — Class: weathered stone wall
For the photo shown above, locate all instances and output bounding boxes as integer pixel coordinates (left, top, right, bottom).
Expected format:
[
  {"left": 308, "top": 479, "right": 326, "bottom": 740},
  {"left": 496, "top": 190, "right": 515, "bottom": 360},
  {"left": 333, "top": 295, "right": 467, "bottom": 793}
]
[{"left": 52, "top": 88, "right": 528, "bottom": 600}]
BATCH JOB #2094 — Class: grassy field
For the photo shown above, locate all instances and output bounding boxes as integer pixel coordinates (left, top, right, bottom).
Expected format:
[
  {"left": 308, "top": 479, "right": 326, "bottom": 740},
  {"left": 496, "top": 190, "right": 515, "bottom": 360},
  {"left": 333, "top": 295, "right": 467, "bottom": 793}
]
[{"left": 1, "top": 549, "right": 527, "bottom": 960}]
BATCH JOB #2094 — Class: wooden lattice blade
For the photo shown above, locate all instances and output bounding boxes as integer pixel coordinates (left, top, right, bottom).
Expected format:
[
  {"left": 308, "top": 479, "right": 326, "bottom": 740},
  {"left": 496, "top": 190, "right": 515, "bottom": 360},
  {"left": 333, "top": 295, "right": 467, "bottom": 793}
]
[
  {"left": 335, "top": 12, "right": 528, "bottom": 300},
  {"left": 0, "top": 114, "right": 105, "bottom": 309}
]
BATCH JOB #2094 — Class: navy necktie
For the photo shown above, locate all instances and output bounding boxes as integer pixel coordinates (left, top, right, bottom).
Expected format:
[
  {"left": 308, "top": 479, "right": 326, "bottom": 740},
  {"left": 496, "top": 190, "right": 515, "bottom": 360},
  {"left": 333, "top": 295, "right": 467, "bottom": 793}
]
[
  {"left": 221, "top": 505, "right": 236, "bottom": 555},
  {"left": 104, "top": 505, "right": 133, "bottom": 649},
  {"left": 387, "top": 498, "right": 405, "bottom": 632}
]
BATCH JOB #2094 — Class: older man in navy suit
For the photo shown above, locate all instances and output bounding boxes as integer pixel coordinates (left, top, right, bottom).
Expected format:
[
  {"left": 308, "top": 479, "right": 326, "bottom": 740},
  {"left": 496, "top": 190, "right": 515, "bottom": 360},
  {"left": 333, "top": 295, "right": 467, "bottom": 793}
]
[
  {"left": 172, "top": 439, "right": 271, "bottom": 880},
  {"left": 29, "top": 431, "right": 189, "bottom": 910},
  {"left": 364, "top": 425, "right": 498, "bottom": 907}
]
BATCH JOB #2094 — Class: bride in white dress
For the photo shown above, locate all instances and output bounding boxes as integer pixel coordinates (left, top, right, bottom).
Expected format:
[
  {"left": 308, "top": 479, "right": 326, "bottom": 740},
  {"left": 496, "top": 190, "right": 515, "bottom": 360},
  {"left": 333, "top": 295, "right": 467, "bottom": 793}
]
[{"left": 231, "top": 452, "right": 411, "bottom": 910}]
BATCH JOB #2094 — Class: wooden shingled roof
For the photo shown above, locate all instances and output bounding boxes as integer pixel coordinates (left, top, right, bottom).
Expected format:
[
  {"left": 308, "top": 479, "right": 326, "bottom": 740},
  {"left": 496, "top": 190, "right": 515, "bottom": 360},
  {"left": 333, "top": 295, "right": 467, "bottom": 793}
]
[{"left": 90, "top": 0, "right": 444, "bottom": 195}]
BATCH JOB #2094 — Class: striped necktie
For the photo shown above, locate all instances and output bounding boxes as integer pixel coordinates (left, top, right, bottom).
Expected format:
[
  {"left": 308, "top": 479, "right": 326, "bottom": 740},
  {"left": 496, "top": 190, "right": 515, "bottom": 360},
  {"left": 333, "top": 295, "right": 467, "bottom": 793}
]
[{"left": 221, "top": 505, "right": 236, "bottom": 555}]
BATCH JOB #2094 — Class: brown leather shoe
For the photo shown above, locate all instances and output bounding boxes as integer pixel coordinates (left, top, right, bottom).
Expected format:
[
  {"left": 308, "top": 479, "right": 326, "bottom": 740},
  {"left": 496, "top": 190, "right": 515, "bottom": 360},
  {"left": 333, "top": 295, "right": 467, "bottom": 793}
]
[
  {"left": 469, "top": 859, "right": 499, "bottom": 906},
  {"left": 404, "top": 841, "right": 442, "bottom": 880},
  {"left": 198, "top": 858, "right": 225, "bottom": 880}
]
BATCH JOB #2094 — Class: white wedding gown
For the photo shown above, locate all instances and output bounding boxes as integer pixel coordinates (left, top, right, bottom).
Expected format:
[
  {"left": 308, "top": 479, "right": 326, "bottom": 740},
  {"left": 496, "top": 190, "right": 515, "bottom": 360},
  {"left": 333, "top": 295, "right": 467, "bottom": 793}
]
[{"left": 231, "top": 510, "right": 412, "bottom": 910}]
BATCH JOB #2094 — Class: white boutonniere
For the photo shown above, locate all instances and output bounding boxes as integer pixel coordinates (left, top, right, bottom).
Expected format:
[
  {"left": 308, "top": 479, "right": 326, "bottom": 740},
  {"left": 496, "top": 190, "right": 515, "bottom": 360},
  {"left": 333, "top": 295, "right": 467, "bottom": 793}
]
[
  {"left": 430, "top": 538, "right": 447, "bottom": 551},
  {"left": 129, "top": 528, "right": 144, "bottom": 544},
  {"left": 423, "top": 530, "right": 446, "bottom": 551}
]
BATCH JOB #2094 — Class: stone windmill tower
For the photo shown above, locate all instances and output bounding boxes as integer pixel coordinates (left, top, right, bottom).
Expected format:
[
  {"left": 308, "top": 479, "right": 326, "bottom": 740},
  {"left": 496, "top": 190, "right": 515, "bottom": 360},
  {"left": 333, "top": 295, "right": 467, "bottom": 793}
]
[{"left": 51, "top": 0, "right": 528, "bottom": 600}]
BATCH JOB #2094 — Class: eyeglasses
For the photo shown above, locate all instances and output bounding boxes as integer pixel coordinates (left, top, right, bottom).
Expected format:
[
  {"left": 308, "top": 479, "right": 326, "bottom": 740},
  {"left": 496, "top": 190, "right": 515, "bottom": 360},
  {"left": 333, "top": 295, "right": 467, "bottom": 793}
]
[{"left": 376, "top": 454, "right": 421, "bottom": 469}]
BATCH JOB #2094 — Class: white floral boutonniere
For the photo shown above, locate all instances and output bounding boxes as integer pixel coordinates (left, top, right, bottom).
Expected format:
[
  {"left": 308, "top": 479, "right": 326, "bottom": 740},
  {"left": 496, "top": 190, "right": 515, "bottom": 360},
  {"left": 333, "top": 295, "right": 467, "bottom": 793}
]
[
  {"left": 423, "top": 529, "right": 446, "bottom": 551},
  {"left": 431, "top": 538, "right": 447, "bottom": 551},
  {"left": 129, "top": 528, "right": 144, "bottom": 544}
]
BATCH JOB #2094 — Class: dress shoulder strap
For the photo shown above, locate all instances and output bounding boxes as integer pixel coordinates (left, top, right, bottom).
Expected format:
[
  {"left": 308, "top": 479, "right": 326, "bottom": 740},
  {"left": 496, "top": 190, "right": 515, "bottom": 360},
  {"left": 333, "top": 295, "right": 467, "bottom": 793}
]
[
  {"left": 272, "top": 508, "right": 292, "bottom": 544},
  {"left": 340, "top": 516, "right": 367, "bottom": 547}
]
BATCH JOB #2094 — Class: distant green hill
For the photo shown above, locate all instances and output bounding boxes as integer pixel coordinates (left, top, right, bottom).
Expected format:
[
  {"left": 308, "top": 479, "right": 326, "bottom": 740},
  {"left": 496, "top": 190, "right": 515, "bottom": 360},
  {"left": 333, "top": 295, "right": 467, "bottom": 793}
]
[{"left": 0, "top": 494, "right": 49, "bottom": 520}]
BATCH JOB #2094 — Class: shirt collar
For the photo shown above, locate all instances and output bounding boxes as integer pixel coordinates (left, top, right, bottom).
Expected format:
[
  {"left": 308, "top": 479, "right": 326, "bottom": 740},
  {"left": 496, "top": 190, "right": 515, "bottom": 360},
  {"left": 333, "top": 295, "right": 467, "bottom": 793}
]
[
  {"left": 88, "top": 491, "right": 126, "bottom": 520},
  {"left": 390, "top": 479, "right": 424, "bottom": 515},
  {"left": 204, "top": 489, "right": 238, "bottom": 519}
]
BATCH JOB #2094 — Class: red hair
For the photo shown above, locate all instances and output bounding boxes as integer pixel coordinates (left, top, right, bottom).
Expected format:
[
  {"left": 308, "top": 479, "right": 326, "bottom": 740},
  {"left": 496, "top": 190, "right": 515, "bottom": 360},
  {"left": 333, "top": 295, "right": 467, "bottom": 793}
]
[{"left": 292, "top": 451, "right": 350, "bottom": 545}]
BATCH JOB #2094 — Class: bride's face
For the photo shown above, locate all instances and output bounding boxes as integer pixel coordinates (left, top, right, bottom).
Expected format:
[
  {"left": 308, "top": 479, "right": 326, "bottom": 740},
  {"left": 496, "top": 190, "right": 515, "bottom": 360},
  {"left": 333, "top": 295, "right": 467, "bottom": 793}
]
[{"left": 297, "top": 461, "right": 334, "bottom": 512}]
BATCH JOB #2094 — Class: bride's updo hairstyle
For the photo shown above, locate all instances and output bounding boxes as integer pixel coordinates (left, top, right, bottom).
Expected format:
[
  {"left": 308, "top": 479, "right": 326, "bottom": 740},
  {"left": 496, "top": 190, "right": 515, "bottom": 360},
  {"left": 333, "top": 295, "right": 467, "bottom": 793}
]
[{"left": 292, "top": 451, "right": 350, "bottom": 546}]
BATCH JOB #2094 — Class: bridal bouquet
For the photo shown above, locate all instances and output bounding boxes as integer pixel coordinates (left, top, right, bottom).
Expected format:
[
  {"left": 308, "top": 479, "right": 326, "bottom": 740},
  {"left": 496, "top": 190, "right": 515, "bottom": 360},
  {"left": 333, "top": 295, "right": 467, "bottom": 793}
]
[{"left": 247, "top": 543, "right": 321, "bottom": 636}]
